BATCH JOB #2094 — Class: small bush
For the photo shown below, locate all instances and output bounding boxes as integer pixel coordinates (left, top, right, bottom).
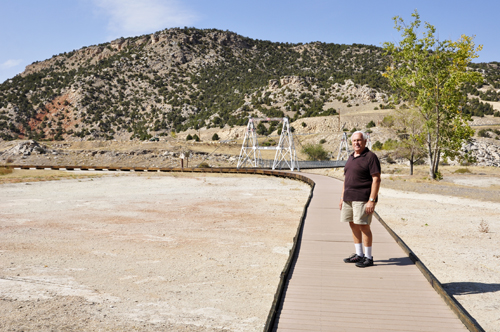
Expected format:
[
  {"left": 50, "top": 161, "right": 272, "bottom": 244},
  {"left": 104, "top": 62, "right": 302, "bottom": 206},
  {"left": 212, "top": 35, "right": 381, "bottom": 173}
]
[
  {"left": 301, "top": 144, "right": 329, "bottom": 161},
  {"left": 212, "top": 133, "right": 219, "bottom": 141},
  {"left": 366, "top": 120, "right": 376, "bottom": 128},
  {"left": 477, "top": 129, "right": 490, "bottom": 138},
  {"left": 479, "top": 220, "right": 490, "bottom": 233},
  {"left": 0, "top": 167, "right": 13, "bottom": 176},
  {"left": 374, "top": 107, "right": 379, "bottom": 110},
  {"left": 494, "top": 111, "right": 500, "bottom": 117},
  {"left": 372, "top": 141, "right": 383, "bottom": 150},
  {"left": 186, "top": 134, "right": 193, "bottom": 140},
  {"left": 261, "top": 139, "right": 276, "bottom": 147},
  {"left": 324, "top": 108, "right": 337, "bottom": 115},
  {"left": 454, "top": 168, "right": 471, "bottom": 174},
  {"left": 198, "top": 162, "right": 210, "bottom": 168},
  {"left": 319, "top": 139, "right": 326, "bottom": 144},
  {"left": 301, "top": 122, "right": 307, "bottom": 127},
  {"left": 193, "top": 134, "right": 200, "bottom": 142}
]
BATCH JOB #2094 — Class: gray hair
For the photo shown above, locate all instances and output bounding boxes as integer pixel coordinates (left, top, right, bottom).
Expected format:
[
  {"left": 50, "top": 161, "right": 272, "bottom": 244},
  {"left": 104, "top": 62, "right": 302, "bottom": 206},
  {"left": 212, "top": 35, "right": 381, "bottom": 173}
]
[{"left": 350, "top": 131, "right": 367, "bottom": 141}]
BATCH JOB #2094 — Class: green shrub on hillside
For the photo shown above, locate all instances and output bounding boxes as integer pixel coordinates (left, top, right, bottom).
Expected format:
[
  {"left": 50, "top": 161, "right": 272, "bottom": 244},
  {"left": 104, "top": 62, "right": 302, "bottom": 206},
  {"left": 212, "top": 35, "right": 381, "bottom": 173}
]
[
  {"left": 371, "top": 141, "right": 383, "bottom": 150},
  {"left": 301, "top": 143, "right": 329, "bottom": 161}
]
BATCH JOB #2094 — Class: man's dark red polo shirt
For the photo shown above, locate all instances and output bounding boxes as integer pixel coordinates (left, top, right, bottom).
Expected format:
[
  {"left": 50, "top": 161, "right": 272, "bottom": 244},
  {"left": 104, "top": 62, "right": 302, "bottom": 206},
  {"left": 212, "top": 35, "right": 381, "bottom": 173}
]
[{"left": 343, "top": 147, "right": 381, "bottom": 202}]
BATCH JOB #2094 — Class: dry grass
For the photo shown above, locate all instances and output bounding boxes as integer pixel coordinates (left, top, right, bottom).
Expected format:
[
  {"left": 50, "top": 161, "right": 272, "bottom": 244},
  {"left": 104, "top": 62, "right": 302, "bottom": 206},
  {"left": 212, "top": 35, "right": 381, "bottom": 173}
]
[
  {"left": 479, "top": 220, "right": 490, "bottom": 233},
  {"left": 0, "top": 169, "right": 104, "bottom": 184},
  {"left": 0, "top": 166, "right": 14, "bottom": 176}
]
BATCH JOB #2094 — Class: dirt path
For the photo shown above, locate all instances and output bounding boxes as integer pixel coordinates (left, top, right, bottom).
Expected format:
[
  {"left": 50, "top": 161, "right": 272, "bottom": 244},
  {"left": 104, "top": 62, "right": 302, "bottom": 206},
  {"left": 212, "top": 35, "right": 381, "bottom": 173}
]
[{"left": 0, "top": 173, "right": 311, "bottom": 331}]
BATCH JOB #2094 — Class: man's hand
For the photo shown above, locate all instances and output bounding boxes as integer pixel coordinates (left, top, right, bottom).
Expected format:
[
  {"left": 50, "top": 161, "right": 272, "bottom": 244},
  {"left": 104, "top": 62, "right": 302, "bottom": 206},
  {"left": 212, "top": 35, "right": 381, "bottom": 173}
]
[
  {"left": 365, "top": 201, "right": 375, "bottom": 214},
  {"left": 339, "top": 198, "right": 343, "bottom": 210}
]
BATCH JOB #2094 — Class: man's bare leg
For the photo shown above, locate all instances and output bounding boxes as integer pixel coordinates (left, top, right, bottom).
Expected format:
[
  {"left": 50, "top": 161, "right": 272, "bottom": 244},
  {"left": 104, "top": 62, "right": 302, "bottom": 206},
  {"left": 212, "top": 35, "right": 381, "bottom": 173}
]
[
  {"left": 359, "top": 224, "right": 372, "bottom": 247},
  {"left": 349, "top": 222, "right": 362, "bottom": 244}
]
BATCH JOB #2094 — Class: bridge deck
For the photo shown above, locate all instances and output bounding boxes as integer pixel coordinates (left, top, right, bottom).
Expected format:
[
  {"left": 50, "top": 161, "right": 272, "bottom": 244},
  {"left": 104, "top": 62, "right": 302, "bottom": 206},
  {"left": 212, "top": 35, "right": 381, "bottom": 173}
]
[{"left": 273, "top": 173, "right": 468, "bottom": 332}]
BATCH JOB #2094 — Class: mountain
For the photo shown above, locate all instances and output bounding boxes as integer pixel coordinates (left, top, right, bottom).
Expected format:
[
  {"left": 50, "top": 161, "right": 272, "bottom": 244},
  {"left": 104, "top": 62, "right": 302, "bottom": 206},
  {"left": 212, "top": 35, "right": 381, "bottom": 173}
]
[{"left": 0, "top": 27, "right": 498, "bottom": 141}]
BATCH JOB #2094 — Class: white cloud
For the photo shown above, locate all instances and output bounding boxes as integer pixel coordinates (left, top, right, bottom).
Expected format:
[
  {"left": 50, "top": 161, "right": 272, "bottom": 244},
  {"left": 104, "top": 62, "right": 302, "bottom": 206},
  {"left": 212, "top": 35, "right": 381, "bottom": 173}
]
[
  {"left": 93, "top": 0, "right": 198, "bottom": 37},
  {"left": 0, "top": 59, "right": 23, "bottom": 70}
]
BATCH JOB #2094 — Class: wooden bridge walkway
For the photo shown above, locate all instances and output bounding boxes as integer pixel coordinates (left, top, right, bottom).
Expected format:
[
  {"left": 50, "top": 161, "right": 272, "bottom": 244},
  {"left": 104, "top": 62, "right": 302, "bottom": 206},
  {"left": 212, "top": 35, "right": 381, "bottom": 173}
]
[{"left": 271, "top": 172, "right": 469, "bottom": 332}]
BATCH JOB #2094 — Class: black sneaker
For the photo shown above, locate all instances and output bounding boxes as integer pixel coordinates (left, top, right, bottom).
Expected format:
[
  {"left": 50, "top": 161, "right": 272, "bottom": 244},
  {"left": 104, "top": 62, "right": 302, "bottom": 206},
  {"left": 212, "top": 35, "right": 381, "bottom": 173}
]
[
  {"left": 343, "top": 253, "right": 364, "bottom": 263},
  {"left": 355, "top": 256, "right": 374, "bottom": 268}
]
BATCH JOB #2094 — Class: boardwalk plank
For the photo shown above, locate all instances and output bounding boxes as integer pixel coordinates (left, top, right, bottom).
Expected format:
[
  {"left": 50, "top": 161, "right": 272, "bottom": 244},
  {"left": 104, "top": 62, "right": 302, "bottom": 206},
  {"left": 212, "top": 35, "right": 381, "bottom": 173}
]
[{"left": 272, "top": 173, "right": 468, "bottom": 332}]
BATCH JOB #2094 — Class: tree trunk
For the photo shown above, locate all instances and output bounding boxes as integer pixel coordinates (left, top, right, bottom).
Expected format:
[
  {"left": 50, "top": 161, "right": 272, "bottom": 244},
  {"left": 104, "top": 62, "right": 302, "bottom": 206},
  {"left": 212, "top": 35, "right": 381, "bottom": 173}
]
[
  {"left": 427, "top": 132, "right": 434, "bottom": 178},
  {"left": 410, "top": 150, "right": 414, "bottom": 175},
  {"left": 433, "top": 148, "right": 441, "bottom": 177}
]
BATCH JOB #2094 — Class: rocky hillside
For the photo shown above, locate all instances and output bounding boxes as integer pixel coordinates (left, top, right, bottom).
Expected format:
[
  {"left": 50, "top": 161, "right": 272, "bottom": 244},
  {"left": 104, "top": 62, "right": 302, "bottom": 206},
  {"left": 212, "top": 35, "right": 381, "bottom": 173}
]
[
  {"left": 0, "top": 28, "right": 390, "bottom": 141},
  {"left": 0, "top": 27, "right": 499, "bottom": 143}
]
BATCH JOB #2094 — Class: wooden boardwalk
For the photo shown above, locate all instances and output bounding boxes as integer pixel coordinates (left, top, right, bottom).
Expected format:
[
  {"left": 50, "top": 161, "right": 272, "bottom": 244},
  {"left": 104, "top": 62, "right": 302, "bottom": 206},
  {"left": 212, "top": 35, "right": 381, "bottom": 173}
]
[{"left": 272, "top": 173, "right": 468, "bottom": 332}]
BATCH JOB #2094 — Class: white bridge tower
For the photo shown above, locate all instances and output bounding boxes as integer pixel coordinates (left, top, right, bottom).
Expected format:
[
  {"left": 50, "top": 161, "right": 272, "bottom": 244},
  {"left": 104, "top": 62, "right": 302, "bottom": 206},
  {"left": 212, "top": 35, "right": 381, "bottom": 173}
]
[
  {"left": 337, "top": 132, "right": 350, "bottom": 160},
  {"left": 237, "top": 117, "right": 299, "bottom": 171}
]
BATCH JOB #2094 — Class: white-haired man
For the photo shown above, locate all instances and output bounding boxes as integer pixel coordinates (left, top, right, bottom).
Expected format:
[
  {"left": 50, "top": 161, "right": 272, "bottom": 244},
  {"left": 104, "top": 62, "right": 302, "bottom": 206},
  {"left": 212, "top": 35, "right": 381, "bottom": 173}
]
[{"left": 339, "top": 131, "right": 381, "bottom": 267}]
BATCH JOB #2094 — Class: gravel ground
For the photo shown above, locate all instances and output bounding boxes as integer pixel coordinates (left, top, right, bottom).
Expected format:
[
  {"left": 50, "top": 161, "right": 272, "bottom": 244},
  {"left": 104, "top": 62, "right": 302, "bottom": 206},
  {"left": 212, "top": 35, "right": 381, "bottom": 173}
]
[{"left": 0, "top": 173, "right": 311, "bottom": 331}]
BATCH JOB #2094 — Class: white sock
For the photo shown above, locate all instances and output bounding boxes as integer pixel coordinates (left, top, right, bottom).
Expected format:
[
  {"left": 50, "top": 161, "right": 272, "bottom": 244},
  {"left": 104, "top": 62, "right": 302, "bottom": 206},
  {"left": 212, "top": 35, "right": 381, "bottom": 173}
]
[
  {"left": 355, "top": 243, "right": 364, "bottom": 257},
  {"left": 364, "top": 246, "right": 372, "bottom": 259}
]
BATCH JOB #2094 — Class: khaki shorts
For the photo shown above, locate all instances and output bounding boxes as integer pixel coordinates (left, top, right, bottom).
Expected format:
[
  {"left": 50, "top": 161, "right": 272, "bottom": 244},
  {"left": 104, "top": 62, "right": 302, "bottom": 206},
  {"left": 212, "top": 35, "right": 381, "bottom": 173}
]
[{"left": 340, "top": 201, "right": 373, "bottom": 225}]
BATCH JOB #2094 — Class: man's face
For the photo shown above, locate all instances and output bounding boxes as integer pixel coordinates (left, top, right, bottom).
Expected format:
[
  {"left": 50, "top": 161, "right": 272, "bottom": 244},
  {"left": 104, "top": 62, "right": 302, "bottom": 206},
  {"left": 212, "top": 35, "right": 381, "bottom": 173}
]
[{"left": 351, "top": 133, "right": 366, "bottom": 154}]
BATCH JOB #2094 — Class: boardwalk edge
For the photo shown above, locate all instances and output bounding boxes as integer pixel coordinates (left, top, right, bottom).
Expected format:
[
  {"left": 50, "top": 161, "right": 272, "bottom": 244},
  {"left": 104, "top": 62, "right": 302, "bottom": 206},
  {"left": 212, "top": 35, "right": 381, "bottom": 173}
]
[{"left": 374, "top": 212, "right": 485, "bottom": 332}]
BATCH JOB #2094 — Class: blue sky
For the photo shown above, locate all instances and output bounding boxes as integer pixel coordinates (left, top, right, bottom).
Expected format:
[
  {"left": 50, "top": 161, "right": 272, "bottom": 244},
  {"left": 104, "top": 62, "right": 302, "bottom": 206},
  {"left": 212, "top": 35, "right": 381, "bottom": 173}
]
[{"left": 1, "top": 0, "right": 499, "bottom": 83}]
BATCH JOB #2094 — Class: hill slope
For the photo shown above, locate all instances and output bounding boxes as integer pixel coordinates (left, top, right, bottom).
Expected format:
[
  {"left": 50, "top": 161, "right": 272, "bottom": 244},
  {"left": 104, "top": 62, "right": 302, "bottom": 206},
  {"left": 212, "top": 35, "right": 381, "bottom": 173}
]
[{"left": 0, "top": 27, "right": 499, "bottom": 141}]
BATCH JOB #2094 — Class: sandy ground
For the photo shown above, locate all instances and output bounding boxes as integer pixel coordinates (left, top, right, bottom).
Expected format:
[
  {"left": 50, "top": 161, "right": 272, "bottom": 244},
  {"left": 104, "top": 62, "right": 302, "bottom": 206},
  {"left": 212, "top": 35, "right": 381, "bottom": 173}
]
[
  {"left": 306, "top": 166, "right": 500, "bottom": 332},
  {"left": 0, "top": 172, "right": 311, "bottom": 331},
  {"left": 1, "top": 166, "right": 500, "bottom": 331}
]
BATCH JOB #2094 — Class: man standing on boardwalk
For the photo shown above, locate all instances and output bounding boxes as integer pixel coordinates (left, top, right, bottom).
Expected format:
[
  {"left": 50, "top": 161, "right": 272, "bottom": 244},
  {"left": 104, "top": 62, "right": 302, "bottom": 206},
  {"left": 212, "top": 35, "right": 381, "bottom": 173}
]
[{"left": 339, "top": 131, "right": 381, "bottom": 268}]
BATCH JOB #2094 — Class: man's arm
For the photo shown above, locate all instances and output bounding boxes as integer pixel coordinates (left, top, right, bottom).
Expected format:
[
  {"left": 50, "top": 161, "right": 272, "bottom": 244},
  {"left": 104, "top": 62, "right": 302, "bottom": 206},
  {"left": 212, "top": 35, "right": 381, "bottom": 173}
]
[
  {"left": 339, "top": 182, "right": 345, "bottom": 210},
  {"left": 365, "top": 172, "right": 381, "bottom": 214}
]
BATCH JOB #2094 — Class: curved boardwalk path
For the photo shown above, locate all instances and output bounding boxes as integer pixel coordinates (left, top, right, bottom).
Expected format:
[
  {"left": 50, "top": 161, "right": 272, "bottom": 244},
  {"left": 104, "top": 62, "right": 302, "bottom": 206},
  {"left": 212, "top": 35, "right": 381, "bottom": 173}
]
[{"left": 272, "top": 172, "right": 468, "bottom": 332}]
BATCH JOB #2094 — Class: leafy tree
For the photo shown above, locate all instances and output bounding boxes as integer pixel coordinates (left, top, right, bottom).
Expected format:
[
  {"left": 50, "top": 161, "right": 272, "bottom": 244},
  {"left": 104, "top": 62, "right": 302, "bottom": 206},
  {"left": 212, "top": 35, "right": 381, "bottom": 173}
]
[
  {"left": 392, "top": 108, "right": 426, "bottom": 175},
  {"left": 257, "top": 122, "right": 268, "bottom": 135},
  {"left": 383, "top": 10, "right": 482, "bottom": 179},
  {"left": 212, "top": 133, "right": 219, "bottom": 140}
]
